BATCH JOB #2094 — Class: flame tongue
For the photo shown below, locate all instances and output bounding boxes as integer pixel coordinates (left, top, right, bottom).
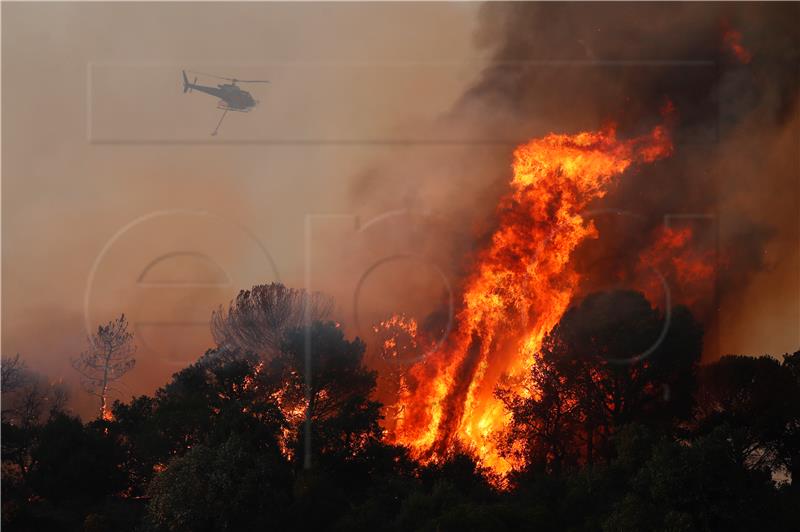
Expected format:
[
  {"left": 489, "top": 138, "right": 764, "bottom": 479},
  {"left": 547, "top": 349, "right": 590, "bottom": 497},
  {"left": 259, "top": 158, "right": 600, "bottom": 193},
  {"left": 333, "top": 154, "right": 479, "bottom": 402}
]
[{"left": 391, "top": 124, "right": 673, "bottom": 474}]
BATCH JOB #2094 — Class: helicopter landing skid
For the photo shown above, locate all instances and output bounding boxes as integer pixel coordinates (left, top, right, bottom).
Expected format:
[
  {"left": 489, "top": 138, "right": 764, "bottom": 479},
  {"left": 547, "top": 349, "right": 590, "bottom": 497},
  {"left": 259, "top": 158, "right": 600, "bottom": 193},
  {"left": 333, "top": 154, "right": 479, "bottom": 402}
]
[
  {"left": 216, "top": 102, "right": 250, "bottom": 112},
  {"left": 211, "top": 103, "right": 250, "bottom": 136}
]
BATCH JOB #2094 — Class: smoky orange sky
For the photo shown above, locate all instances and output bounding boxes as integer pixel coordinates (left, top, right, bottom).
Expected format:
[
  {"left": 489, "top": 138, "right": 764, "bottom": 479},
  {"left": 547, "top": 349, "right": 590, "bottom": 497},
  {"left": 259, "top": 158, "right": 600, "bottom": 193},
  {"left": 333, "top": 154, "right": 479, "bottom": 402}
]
[
  {"left": 2, "top": 2, "right": 486, "bottom": 416},
  {"left": 2, "top": 2, "right": 798, "bottom": 419}
]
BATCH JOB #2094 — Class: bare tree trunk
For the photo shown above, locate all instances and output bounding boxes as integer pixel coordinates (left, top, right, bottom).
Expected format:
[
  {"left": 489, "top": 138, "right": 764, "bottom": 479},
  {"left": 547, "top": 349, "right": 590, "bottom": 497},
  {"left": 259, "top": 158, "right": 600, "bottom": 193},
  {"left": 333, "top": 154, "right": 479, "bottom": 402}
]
[
  {"left": 100, "top": 348, "right": 111, "bottom": 419},
  {"left": 72, "top": 314, "right": 136, "bottom": 420}
]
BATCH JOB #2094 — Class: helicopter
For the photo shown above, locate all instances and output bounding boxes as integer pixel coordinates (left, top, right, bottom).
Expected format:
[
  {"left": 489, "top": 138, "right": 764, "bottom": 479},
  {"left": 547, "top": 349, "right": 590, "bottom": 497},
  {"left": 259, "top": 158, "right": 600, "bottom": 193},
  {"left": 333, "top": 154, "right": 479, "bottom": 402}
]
[{"left": 182, "top": 70, "right": 269, "bottom": 136}]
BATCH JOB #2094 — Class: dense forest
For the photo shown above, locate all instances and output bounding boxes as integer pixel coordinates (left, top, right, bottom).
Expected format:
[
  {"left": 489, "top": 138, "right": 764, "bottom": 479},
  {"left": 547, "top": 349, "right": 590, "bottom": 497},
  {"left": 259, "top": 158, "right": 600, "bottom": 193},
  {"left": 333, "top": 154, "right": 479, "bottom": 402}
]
[{"left": 2, "top": 284, "right": 799, "bottom": 531}]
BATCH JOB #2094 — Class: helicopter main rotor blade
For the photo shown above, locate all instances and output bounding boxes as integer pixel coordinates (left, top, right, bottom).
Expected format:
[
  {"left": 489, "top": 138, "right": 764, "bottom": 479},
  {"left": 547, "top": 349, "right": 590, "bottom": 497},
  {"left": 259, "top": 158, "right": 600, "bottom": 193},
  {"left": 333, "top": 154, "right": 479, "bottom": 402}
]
[
  {"left": 187, "top": 70, "right": 237, "bottom": 82},
  {"left": 187, "top": 71, "right": 269, "bottom": 84}
]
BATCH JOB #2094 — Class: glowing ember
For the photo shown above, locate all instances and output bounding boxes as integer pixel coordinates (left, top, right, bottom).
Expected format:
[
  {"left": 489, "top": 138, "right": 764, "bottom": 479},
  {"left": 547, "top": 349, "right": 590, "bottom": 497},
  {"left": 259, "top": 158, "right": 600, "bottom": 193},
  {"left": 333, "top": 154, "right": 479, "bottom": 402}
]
[
  {"left": 373, "top": 314, "right": 420, "bottom": 363},
  {"left": 637, "top": 225, "right": 716, "bottom": 314},
  {"left": 722, "top": 22, "right": 752, "bottom": 64},
  {"left": 387, "top": 123, "right": 673, "bottom": 475},
  {"left": 271, "top": 385, "right": 307, "bottom": 461}
]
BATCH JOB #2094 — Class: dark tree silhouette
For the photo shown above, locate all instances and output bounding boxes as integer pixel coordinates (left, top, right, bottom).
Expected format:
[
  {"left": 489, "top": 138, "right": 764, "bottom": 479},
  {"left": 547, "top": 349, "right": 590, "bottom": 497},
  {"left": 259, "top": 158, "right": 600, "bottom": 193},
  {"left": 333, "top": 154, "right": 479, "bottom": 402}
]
[
  {"left": 694, "top": 354, "right": 800, "bottom": 476},
  {"left": 0, "top": 354, "right": 66, "bottom": 428},
  {"left": 780, "top": 350, "right": 800, "bottom": 488},
  {"left": 72, "top": 314, "right": 136, "bottom": 419},
  {"left": 111, "top": 349, "right": 286, "bottom": 497},
  {"left": 7, "top": 288, "right": 799, "bottom": 531},
  {"left": 145, "top": 435, "right": 291, "bottom": 532},
  {"left": 3, "top": 413, "right": 128, "bottom": 530},
  {"left": 1, "top": 357, "right": 70, "bottom": 494},
  {"left": 122, "top": 321, "right": 385, "bottom": 530},
  {"left": 602, "top": 424, "right": 778, "bottom": 531},
  {"left": 1, "top": 354, "right": 26, "bottom": 393},
  {"left": 28, "top": 414, "right": 127, "bottom": 504},
  {"left": 500, "top": 290, "right": 703, "bottom": 471},
  {"left": 274, "top": 321, "right": 382, "bottom": 468},
  {"left": 211, "top": 283, "right": 332, "bottom": 358}
]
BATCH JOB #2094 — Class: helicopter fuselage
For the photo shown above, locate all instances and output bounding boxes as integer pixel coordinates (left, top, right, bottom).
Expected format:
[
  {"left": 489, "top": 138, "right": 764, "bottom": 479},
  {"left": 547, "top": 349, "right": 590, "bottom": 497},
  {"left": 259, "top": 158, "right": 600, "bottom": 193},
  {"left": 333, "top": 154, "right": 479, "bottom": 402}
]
[{"left": 187, "top": 82, "right": 257, "bottom": 111}]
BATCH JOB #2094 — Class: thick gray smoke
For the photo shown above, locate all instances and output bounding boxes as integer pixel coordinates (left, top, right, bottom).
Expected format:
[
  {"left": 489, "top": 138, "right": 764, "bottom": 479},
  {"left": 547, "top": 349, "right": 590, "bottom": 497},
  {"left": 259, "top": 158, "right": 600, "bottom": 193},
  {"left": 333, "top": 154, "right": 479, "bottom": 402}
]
[{"left": 351, "top": 3, "right": 799, "bottom": 359}]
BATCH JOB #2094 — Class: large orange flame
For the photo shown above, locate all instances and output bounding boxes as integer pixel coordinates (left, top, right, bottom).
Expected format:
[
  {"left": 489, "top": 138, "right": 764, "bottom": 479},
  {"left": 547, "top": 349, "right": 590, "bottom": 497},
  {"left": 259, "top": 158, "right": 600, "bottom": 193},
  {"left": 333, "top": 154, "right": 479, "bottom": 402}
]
[{"left": 388, "top": 123, "right": 673, "bottom": 475}]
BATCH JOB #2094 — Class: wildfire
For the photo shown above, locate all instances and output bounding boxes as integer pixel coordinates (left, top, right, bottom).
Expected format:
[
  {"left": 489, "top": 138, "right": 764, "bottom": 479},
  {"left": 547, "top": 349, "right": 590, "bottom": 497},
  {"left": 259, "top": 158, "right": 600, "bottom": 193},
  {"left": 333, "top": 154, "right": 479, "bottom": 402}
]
[{"left": 386, "top": 123, "right": 673, "bottom": 475}]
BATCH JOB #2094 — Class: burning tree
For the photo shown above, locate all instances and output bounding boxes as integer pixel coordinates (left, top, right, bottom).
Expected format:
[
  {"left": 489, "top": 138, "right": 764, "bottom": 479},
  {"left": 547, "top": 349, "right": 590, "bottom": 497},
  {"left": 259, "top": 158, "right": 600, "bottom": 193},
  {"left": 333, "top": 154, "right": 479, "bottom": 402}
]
[
  {"left": 499, "top": 290, "right": 702, "bottom": 472},
  {"left": 211, "top": 283, "right": 333, "bottom": 358},
  {"left": 273, "top": 321, "right": 382, "bottom": 467},
  {"left": 388, "top": 123, "right": 674, "bottom": 474},
  {"left": 72, "top": 314, "right": 136, "bottom": 420}
]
